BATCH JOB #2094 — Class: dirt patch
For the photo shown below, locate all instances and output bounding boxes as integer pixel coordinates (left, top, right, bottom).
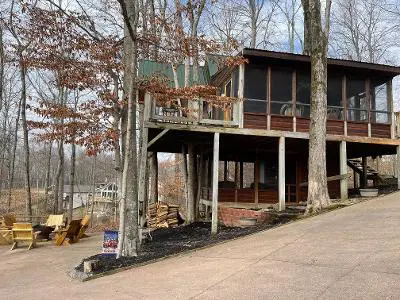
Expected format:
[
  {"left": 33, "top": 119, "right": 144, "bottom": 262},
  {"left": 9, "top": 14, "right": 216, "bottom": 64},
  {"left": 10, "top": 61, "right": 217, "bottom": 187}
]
[{"left": 73, "top": 218, "right": 296, "bottom": 279}]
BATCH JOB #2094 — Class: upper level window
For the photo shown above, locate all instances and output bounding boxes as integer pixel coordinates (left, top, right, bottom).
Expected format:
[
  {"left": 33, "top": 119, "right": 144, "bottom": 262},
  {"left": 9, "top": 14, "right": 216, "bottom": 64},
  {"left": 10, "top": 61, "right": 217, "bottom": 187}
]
[
  {"left": 296, "top": 70, "right": 310, "bottom": 117},
  {"left": 371, "top": 79, "right": 389, "bottom": 123},
  {"left": 327, "top": 74, "right": 343, "bottom": 120},
  {"left": 271, "top": 67, "right": 292, "bottom": 115},
  {"left": 347, "top": 75, "right": 368, "bottom": 122},
  {"left": 244, "top": 65, "right": 267, "bottom": 113}
]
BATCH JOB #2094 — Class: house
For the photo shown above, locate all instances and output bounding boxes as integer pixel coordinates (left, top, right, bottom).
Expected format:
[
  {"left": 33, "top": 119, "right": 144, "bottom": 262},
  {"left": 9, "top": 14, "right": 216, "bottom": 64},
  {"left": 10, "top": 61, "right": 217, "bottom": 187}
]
[
  {"left": 62, "top": 185, "right": 92, "bottom": 209},
  {"left": 139, "top": 48, "right": 400, "bottom": 229}
]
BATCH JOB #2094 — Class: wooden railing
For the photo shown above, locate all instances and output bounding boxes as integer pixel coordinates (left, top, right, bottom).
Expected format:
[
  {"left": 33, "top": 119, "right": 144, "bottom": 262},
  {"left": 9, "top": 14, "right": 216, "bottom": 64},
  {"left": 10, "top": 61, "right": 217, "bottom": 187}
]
[{"left": 147, "top": 95, "right": 240, "bottom": 127}]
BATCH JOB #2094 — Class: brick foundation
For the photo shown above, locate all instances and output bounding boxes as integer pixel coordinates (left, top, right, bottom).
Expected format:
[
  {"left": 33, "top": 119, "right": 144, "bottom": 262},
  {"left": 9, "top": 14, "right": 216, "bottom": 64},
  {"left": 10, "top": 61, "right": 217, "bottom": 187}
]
[{"left": 218, "top": 207, "right": 270, "bottom": 227}]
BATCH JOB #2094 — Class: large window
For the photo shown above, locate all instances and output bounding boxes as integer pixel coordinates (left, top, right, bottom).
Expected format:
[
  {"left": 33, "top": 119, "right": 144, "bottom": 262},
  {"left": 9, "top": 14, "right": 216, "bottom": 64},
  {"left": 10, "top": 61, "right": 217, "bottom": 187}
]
[
  {"left": 347, "top": 75, "right": 368, "bottom": 122},
  {"left": 244, "top": 65, "right": 267, "bottom": 113},
  {"left": 271, "top": 67, "right": 293, "bottom": 115},
  {"left": 371, "top": 79, "right": 390, "bottom": 123},
  {"left": 327, "top": 74, "right": 343, "bottom": 120}
]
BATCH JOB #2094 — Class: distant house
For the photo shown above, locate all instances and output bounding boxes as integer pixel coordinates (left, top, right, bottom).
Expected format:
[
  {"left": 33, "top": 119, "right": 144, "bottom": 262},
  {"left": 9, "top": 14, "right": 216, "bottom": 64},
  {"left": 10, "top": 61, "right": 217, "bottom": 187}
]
[{"left": 62, "top": 185, "right": 92, "bottom": 209}]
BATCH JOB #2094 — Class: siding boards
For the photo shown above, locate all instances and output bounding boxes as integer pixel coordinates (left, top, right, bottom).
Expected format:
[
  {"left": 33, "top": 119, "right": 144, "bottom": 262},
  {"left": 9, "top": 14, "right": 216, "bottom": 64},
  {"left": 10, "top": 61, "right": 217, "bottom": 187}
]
[
  {"left": 244, "top": 113, "right": 268, "bottom": 129},
  {"left": 270, "top": 115, "right": 293, "bottom": 131},
  {"left": 347, "top": 122, "right": 368, "bottom": 137},
  {"left": 371, "top": 123, "right": 391, "bottom": 138}
]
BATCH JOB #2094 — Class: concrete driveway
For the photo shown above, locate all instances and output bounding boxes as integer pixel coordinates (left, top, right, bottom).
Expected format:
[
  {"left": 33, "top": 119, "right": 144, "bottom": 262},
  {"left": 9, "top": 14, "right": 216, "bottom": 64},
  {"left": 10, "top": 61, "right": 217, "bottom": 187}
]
[{"left": 2, "top": 192, "right": 400, "bottom": 299}]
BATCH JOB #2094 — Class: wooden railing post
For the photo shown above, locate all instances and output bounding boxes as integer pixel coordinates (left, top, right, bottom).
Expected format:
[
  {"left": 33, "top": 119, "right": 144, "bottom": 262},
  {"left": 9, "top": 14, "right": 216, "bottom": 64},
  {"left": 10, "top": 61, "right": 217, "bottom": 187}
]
[{"left": 238, "top": 64, "right": 245, "bottom": 128}]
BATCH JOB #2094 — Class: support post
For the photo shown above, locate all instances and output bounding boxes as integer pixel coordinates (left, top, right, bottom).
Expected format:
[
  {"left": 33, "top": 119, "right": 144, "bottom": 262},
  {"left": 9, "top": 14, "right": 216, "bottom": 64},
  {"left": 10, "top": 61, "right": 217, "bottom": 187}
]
[
  {"left": 254, "top": 160, "right": 259, "bottom": 206},
  {"left": 238, "top": 64, "right": 245, "bottom": 128},
  {"left": 361, "top": 157, "right": 367, "bottom": 188},
  {"left": 138, "top": 94, "right": 151, "bottom": 228},
  {"left": 340, "top": 141, "right": 348, "bottom": 200},
  {"left": 397, "top": 146, "right": 400, "bottom": 190},
  {"left": 224, "top": 161, "right": 228, "bottom": 181},
  {"left": 211, "top": 133, "right": 220, "bottom": 234},
  {"left": 278, "top": 137, "right": 285, "bottom": 211},
  {"left": 234, "top": 162, "right": 239, "bottom": 203},
  {"left": 240, "top": 161, "right": 244, "bottom": 189}
]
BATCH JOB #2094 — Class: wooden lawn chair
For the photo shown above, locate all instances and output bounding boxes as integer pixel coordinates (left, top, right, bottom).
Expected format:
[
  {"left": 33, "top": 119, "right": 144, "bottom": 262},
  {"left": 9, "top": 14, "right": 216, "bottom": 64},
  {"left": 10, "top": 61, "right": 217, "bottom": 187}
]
[
  {"left": 77, "top": 215, "right": 90, "bottom": 240},
  {"left": 55, "top": 219, "right": 82, "bottom": 246},
  {"left": 10, "top": 223, "right": 40, "bottom": 250},
  {"left": 1, "top": 213, "right": 16, "bottom": 229},
  {"left": 44, "top": 214, "right": 64, "bottom": 230}
]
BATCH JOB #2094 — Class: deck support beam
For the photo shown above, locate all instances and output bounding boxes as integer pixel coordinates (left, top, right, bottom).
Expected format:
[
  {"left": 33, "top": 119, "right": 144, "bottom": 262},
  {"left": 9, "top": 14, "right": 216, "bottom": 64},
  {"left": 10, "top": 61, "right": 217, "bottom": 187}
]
[
  {"left": 397, "top": 146, "right": 400, "bottom": 190},
  {"left": 278, "top": 137, "right": 286, "bottom": 211},
  {"left": 211, "top": 133, "right": 220, "bottom": 234},
  {"left": 361, "top": 157, "right": 368, "bottom": 188},
  {"left": 340, "top": 141, "right": 348, "bottom": 200}
]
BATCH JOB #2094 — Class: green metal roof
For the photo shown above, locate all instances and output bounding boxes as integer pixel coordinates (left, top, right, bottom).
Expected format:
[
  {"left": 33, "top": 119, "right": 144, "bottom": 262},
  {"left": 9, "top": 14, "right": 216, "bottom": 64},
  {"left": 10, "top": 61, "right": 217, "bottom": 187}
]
[{"left": 138, "top": 56, "right": 219, "bottom": 87}]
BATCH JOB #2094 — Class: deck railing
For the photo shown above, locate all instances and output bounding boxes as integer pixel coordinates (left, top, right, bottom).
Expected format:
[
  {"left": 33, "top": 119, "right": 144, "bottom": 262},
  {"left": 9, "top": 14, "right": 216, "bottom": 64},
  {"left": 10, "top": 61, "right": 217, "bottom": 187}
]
[{"left": 148, "top": 96, "right": 240, "bottom": 127}]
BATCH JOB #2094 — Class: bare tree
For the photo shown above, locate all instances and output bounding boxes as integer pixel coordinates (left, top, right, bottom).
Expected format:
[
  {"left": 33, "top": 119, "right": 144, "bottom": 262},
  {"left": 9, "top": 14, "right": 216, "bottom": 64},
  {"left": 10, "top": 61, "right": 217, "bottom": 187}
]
[{"left": 302, "top": 0, "right": 332, "bottom": 213}]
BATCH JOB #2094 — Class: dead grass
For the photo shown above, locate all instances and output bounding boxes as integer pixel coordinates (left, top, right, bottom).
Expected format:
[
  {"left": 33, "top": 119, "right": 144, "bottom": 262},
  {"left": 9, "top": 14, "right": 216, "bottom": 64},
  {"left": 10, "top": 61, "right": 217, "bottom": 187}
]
[{"left": 0, "top": 189, "right": 45, "bottom": 215}]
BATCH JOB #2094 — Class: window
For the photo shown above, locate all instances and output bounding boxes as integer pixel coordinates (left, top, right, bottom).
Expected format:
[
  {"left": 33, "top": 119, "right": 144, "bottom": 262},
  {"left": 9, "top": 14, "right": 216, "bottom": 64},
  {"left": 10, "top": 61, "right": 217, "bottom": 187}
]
[
  {"left": 244, "top": 65, "right": 267, "bottom": 113},
  {"left": 371, "top": 79, "right": 389, "bottom": 123},
  {"left": 296, "top": 70, "right": 311, "bottom": 117},
  {"left": 271, "top": 68, "right": 293, "bottom": 115},
  {"left": 347, "top": 75, "right": 368, "bottom": 122},
  {"left": 327, "top": 74, "right": 343, "bottom": 120}
]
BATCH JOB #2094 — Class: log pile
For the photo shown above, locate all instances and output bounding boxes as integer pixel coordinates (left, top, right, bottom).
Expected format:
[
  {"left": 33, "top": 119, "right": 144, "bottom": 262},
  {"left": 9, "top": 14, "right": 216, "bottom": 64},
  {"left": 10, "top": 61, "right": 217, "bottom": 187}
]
[{"left": 148, "top": 203, "right": 180, "bottom": 229}]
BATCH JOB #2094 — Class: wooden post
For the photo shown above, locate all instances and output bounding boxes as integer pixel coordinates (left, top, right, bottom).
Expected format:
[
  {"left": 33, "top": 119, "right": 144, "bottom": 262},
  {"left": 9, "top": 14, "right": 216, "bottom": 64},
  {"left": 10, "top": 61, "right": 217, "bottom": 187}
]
[
  {"left": 187, "top": 144, "right": 196, "bottom": 223},
  {"left": 292, "top": 70, "right": 296, "bottom": 132},
  {"left": 340, "top": 141, "right": 348, "bottom": 200},
  {"left": 224, "top": 161, "right": 228, "bottom": 181},
  {"left": 342, "top": 75, "right": 347, "bottom": 136},
  {"left": 211, "top": 133, "right": 220, "bottom": 234},
  {"left": 240, "top": 161, "right": 244, "bottom": 189},
  {"left": 234, "top": 162, "right": 239, "bottom": 203},
  {"left": 353, "top": 170, "right": 358, "bottom": 189},
  {"left": 267, "top": 66, "right": 272, "bottom": 130},
  {"left": 295, "top": 159, "right": 301, "bottom": 202},
  {"left": 388, "top": 80, "right": 394, "bottom": 139},
  {"left": 366, "top": 78, "right": 372, "bottom": 137},
  {"left": 254, "top": 160, "right": 259, "bottom": 207},
  {"left": 138, "top": 94, "right": 151, "bottom": 227},
  {"left": 278, "top": 137, "right": 285, "bottom": 211},
  {"left": 397, "top": 146, "right": 400, "bottom": 190},
  {"left": 361, "top": 157, "right": 367, "bottom": 188},
  {"left": 238, "top": 64, "right": 245, "bottom": 128}
]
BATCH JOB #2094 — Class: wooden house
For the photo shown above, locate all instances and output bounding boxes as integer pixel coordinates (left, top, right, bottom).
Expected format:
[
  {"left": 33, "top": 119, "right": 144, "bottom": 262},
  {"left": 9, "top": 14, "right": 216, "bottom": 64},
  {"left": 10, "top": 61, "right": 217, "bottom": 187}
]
[{"left": 139, "top": 49, "right": 400, "bottom": 230}]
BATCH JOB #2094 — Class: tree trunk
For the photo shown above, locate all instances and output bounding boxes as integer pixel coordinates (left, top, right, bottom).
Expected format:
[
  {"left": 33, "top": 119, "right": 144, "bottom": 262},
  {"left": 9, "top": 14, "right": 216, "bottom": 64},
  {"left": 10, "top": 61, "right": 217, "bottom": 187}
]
[
  {"left": 301, "top": 0, "right": 312, "bottom": 54},
  {"left": 90, "top": 156, "right": 96, "bottom": 227},
  {"left": 117, "top": 0, "right": 140, "bottom": 258},
  {"left": 20, "top": 59, "right": 32, "bottom": 221},
  {"left": 43, "top": 141, "right": 52, "bottom": 213},
  {"left": 304, "top": 0, "right": 332, "bottom": 214},
  {"left": 69, "top": 142, "right": 76, "bottom": 222},
  {"left": 7, "top": 96, "right": 22, "bottom": 212}
]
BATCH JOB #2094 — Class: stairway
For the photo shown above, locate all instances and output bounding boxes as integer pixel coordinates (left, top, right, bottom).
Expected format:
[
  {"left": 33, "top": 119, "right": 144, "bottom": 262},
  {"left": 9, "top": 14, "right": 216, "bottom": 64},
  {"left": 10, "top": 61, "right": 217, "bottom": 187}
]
[{"left": 347, "top": 159, "right": 378, "bottom": 180}]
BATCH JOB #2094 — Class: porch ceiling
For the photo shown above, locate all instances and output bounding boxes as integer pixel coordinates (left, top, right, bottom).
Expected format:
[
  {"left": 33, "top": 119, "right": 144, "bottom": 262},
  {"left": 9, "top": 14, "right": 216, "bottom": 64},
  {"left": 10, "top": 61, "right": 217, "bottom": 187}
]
[{"left": 147, "top": 128, "right": 397, "bottom": 160}]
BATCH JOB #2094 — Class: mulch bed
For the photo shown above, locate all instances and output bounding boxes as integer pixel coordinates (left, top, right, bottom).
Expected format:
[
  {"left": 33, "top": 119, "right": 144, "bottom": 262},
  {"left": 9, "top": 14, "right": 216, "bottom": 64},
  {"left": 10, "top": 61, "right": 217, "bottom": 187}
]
[{"left": 74, "top": 217, "right": 294, "bottom": 278}]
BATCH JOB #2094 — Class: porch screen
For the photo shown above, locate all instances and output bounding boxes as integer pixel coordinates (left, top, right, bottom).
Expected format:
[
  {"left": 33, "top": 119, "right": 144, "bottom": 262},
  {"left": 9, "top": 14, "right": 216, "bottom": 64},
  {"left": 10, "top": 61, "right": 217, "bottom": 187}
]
[
  {"left": 371, "top": 79, "right": 389, "bottom": 124},
  {"left": 347, "top": 75, "right": 368, "bottom": 122},
  {"left": 327, "top": 74, "right": 343, "bottom": 120},
  {"left": 296, "top": 70, "right": 310, "bottom": 118},
  {"left": 271, "top": 68, "right": 293, "bottom": 115},
  {"left": 244, "top": 65, "right": 267, "bottom": 113}
]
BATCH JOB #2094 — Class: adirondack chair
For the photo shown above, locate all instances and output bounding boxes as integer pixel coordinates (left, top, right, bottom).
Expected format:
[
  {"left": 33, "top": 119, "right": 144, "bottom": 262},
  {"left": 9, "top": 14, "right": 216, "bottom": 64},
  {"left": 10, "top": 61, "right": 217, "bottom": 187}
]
[
  {"left": 44, "top": 214, "right": 64, "bottom": 230},
  {"left": 1, "top": 213, "right": 16, "bottom": 229},
  {"left": 10, "top": 223, "right": 40, "bottom": 250},
  {"left": 55, "top": 215, "right": 91, "bottom": 246},
  {"left": 77, "top": 215, "right": 90, "bottom": 240},
  {"left": 55, "top": 219, "right": 82, "bottom": 246}
]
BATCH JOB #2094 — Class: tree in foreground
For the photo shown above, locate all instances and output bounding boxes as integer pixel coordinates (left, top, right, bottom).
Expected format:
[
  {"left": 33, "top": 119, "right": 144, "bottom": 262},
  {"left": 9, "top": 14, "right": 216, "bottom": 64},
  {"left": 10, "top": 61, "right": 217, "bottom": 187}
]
[{"left": 302, "top": 0, "right": 332, "bottom": 213}]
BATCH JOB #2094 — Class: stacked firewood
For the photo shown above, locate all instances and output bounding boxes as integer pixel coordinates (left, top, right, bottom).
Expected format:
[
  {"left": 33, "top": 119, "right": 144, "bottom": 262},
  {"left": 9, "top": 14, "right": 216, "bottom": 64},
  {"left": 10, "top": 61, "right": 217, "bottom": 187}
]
[
  {"left": 166, "top": 205, "right": 179, "bottom": 228},
  {"left": 148, "top": 203, "right": 180, "bottom": 229}
]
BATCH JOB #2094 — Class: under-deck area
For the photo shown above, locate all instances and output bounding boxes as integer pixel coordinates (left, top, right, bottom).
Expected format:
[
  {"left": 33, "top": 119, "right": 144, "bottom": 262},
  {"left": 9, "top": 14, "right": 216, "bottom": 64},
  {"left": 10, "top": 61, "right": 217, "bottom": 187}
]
[{"left": 147, "top": 127, "right": 398, "bottom": 209}]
